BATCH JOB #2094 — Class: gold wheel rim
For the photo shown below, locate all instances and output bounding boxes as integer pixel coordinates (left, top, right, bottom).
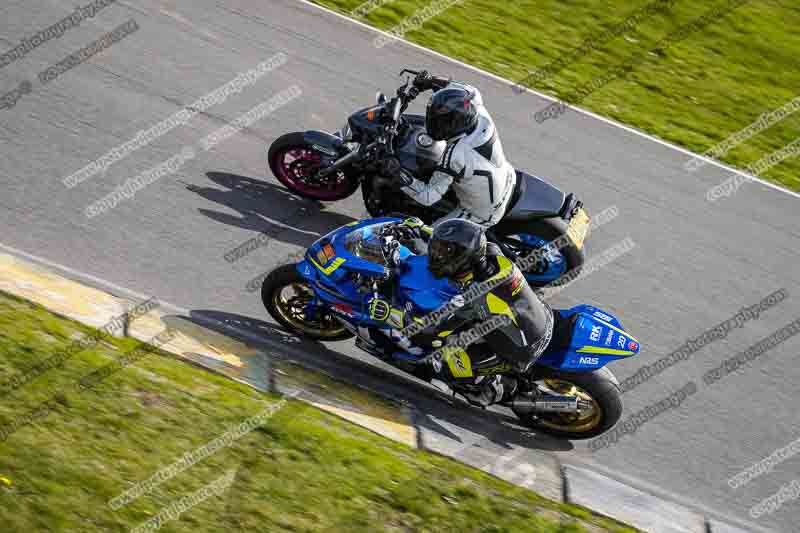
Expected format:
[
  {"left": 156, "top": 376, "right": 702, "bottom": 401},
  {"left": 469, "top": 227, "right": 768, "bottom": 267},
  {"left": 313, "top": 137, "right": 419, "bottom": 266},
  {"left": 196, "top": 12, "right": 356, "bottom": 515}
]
[
  {"left": 534, "top": 379, "right": 602, "bottom": 433},
  {"left": 271, "top": 282, "right": 347, "bottom": 338}
]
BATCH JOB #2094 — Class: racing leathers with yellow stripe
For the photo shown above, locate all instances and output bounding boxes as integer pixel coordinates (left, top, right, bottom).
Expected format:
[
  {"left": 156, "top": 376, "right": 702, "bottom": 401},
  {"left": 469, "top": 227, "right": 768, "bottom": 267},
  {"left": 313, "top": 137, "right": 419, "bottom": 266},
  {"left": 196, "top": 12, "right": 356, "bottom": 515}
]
[
  {"left": 366, "top": 224, "right": 554, "bottom": 404},
  {"left": 440, "top": 242, "right": 554, "bottom": 377}
]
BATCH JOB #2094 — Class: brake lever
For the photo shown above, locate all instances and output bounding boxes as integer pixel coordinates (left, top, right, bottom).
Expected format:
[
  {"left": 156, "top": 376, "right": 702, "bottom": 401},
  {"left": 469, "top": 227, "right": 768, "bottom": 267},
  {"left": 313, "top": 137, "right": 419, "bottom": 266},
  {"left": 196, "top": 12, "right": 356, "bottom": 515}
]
[
  {"left": 379, "top": 123, "right": 398, "bottom": 156},
  {"left": 381, "top": 236, "right": 402, "bottom": 269}
]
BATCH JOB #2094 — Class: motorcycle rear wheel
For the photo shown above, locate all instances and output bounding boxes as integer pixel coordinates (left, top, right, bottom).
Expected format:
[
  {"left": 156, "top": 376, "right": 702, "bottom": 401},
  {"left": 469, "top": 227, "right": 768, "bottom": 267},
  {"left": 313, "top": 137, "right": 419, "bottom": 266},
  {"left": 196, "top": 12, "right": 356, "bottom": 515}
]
[
  {"left": 261, "top": 263, "right": 354, "bottom": 340},
  {"left": 514, "top": 366, "right": 622, "bottom": 439},
  {"left": 495, "top": 216, "right": 585, "bottom": 286}
]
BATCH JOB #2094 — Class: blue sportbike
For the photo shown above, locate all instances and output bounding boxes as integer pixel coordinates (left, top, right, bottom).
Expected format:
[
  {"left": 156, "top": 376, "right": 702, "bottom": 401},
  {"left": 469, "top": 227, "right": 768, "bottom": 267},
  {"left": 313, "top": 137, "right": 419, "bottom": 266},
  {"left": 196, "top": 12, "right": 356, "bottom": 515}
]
[{"left": 261, "top": 218, "right": 640, "bottom": 439}]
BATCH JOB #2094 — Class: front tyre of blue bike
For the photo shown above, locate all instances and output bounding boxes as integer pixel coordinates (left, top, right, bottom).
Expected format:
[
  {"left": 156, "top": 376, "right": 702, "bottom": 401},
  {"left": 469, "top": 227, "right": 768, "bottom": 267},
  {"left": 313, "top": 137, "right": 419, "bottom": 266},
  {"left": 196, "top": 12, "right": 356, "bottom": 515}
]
[{"left": 261, "top": 263, "right": 354, "bottom": 341}]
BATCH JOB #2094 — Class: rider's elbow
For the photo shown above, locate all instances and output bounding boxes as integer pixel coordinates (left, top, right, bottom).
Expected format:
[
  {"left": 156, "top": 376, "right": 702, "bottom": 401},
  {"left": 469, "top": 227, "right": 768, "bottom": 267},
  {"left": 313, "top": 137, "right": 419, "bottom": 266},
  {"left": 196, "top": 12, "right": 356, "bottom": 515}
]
[
  {"left": 415, "top": 195, "right": 440, "bottom": 207},
  {"left": 405, "top": 187, "right": 440, "bottom": 206}
]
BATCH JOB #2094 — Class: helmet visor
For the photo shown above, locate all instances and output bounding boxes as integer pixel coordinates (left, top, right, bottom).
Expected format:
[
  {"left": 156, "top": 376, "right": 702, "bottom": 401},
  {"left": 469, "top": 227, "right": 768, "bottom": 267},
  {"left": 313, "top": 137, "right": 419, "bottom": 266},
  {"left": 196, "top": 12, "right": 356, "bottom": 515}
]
[
  {"left": 426, "top": 90, "right": 474, "bottom": 141},
  {"left": 428, "top": 239, "right": 469, "bottom": 279}
]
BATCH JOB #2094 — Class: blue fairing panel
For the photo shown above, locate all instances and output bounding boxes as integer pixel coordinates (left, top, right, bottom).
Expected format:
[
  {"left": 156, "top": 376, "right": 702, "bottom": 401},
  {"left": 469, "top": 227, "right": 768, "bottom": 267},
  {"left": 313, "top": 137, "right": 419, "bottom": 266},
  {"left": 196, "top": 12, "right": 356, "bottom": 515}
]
[
  {"left": 537, "top": 305, "right": 640, "bottom": 371},
  {"left": 397, "top": 255, "right": 459, "bottom": 313},
  {"left": 579, "top": 305, "right": 625, "bottom": 331},
  {"left": 295, "top": 259, "right": 318, "bottom": 282}
]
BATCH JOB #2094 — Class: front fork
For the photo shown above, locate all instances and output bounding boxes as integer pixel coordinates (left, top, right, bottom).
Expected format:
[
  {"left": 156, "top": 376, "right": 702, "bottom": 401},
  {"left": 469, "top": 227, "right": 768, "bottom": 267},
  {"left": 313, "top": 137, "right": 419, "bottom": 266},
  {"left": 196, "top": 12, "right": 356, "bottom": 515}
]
[
  {"left": 300, "top": 292, "right": 326, "bottom": 323},
  {"left": 315, "top": 148, "right": 362, "bottom": 179}
]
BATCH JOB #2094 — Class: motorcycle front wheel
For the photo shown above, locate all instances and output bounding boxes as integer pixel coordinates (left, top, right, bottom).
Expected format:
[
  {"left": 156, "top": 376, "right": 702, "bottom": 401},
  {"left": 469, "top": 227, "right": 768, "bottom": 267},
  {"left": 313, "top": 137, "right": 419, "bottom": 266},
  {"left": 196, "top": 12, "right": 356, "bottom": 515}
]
[
  {"left": 261, "top": 263, "right": 354, "bottom": 341},
  {"left": 268, "top": 132, "right": 360, "bottom": 201}
]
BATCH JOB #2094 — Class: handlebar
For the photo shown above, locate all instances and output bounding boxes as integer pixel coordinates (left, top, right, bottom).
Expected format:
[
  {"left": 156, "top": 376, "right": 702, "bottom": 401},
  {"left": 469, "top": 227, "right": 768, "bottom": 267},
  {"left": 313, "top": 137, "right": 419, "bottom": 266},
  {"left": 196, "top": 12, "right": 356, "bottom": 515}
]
[
  {"left": 368, "top": 70, "right": 451, "bottom": 158},
  {"left": 399, "top": 68, "right": 421, "bottom": 77},
  {"left": 380, "top": 221, "right": 424, "bottom": 270},
  {"left": 393, "top": 77, "right": 411, "bottom": 123}
]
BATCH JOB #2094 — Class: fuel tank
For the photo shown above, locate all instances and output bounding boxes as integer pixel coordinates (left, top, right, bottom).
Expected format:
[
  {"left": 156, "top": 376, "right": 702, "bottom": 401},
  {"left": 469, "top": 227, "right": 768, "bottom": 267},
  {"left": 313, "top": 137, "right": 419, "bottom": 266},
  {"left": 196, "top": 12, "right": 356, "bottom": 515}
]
[
  {"left": 396, "top": 115, "right": 447, "bottom": 180},
  {"left": 396, "top": 255, "right": 458, "bottom": 313}
]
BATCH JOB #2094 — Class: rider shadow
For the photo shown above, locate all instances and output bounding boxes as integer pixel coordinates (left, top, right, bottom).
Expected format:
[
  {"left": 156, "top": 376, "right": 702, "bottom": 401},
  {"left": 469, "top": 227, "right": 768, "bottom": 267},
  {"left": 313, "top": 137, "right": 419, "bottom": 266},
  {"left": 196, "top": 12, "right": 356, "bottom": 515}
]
[
  {"left": 185, "top": 172, "right": 362, "bottom": 249},
  {"left": 187, "top": 308, "right": 574, "bottom": 455}
]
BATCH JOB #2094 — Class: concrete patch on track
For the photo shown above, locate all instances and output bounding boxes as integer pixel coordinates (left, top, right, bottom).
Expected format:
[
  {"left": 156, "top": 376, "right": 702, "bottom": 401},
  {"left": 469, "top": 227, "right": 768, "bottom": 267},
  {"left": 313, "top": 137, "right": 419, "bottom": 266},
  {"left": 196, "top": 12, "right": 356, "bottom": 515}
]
[
  {"left": 128, "top": 310, "right": 250, "bottom": 373},
  {"left": 0, "top": 253, "right": 127, "bottom": 335},
  {"left": 417, "top": 411, "right": 564, "bottom": 502},
  {"left": 309, "top": 401, "right": 417, "bottom": 447}
]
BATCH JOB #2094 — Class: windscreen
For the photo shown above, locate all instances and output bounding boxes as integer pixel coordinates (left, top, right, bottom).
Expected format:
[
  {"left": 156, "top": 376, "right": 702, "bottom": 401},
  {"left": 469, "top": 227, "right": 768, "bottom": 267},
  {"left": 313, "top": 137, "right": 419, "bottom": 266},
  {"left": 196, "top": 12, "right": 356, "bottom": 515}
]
[{"left": 343, "top": 222, "right": 394, "bottom": 266}]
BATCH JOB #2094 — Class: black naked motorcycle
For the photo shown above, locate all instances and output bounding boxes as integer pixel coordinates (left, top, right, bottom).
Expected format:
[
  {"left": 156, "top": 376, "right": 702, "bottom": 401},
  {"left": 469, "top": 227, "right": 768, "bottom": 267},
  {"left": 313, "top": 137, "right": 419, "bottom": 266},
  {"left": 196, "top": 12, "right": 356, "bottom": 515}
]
[{"left": 267, "top": 69, "right": 590, "bottom": 286}]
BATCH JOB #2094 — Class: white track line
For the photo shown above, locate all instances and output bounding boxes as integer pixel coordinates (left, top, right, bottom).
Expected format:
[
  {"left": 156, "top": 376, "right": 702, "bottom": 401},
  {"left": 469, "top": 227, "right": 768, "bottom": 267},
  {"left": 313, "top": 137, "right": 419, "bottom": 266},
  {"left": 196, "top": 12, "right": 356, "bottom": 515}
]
[{"left": 299, "top": 0, "right": 800, "bottom": 201}]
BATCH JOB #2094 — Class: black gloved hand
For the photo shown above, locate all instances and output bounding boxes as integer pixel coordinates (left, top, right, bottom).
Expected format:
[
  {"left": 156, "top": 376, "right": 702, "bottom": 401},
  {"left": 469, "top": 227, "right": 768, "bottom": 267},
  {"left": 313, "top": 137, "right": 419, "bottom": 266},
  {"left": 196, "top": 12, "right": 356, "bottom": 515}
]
[
  {"left": 413, "top": 70, "right": 434, "bottom": 91},
  {"left": 430, "top": 75, "right": 451, "bottom": 92},
  {"left": 382, "top": 155, "right": 402, "bottom": 177},
  {"left": 382, "top": 156, "right": 414, "bottom": 187}
]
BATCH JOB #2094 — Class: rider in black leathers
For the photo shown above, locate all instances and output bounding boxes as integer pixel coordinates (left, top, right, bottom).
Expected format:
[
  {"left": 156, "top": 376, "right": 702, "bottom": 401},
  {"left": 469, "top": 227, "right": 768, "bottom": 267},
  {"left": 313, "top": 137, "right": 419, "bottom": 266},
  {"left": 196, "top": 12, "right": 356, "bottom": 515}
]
[{"left": 365, "top": 217, "right": 554, "bottom": 406}]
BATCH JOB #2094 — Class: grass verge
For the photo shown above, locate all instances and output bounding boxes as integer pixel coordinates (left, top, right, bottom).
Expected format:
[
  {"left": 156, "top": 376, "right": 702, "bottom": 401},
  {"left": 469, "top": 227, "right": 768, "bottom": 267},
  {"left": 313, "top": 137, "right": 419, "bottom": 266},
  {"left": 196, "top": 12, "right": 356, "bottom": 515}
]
[
  {"left": 0, "top": 291, "right": 636, "bottom": 532},
  {"left": 313, "top": 0, "right": 800, "bottom": 192}
]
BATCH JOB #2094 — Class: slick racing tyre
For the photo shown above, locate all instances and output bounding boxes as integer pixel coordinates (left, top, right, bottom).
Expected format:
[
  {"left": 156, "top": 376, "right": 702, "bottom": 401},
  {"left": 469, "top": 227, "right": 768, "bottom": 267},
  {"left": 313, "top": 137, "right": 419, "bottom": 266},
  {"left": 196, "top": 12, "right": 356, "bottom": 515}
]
[
  {"left": 268, "top": 132, "right": 360, "bottom": 201},
  {"left": 515, "top": 366, "right": 622, "bottom": 439},
  {"left": 261, "top": 263, "right": 354, "bottom": 341},
  {"left": 496, "top": 216, "right": 585, "bottom": 288}
]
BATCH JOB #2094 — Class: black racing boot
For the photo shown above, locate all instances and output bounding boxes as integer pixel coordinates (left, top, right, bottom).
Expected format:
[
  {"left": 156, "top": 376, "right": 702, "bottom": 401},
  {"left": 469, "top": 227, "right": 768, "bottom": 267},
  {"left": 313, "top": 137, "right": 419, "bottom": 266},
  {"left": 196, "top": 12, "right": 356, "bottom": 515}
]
[{"left": 463, "top": 374, "right": 518, "bottom": 407}]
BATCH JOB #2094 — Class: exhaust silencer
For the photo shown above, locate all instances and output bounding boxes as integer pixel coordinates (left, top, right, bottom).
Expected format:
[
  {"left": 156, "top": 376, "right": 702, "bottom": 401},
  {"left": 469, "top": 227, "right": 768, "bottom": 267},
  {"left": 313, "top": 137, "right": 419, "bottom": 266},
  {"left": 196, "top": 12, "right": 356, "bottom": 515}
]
[{"left": 512, "top": 394, "right": 579, "bottom": 414}]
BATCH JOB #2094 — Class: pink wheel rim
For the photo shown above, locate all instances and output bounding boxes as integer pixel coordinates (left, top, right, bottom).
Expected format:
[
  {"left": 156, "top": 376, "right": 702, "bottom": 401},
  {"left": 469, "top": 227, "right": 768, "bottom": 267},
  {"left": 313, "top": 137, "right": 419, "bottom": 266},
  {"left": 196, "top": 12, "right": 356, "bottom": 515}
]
[{"left": 274, "top": 147, "right": 352, "bottom": 200}]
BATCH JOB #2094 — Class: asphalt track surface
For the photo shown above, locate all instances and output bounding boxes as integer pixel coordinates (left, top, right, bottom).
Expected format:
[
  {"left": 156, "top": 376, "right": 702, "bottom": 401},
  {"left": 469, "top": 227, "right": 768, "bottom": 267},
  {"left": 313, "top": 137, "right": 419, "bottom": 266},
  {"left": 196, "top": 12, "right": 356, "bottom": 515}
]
[{"left": 1, "top": 1, "right": 799, "bottom": 531}]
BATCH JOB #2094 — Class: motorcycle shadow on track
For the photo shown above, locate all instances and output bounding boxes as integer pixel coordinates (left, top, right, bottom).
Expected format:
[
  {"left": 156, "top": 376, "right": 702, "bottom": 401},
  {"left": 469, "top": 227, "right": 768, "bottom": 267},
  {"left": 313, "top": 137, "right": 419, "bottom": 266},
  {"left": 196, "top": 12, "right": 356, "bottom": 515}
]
[
  {"left": 185, "top": 309, "right": 574, "bottom": 455},
  {"left": 184, "top": 172, "right": 362, "bottom": 249}
]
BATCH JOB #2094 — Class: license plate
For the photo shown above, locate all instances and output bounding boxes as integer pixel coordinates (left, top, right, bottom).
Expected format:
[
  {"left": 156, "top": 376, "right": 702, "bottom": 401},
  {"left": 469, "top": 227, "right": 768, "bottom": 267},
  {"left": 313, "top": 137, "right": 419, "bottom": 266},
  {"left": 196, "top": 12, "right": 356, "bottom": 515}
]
[{"left": 566, "top": 208, "right": 590, "bottom": 250}]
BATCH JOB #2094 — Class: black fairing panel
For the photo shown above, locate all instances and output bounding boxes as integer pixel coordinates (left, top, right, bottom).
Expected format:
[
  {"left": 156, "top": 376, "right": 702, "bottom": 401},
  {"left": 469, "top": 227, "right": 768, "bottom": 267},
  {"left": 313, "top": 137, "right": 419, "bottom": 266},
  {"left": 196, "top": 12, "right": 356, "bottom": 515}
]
[
  {"left": 506, "top": 171, "right": 566, "bottom": 220},
  {"left": 403, "top": 114, "right": 426, "bottom": 127},
  {"left": 348, "top": 105, "right": 384, "bottom": 141},
  {"left": 303, "top": 130, "right": 346, "bottom": 154}
]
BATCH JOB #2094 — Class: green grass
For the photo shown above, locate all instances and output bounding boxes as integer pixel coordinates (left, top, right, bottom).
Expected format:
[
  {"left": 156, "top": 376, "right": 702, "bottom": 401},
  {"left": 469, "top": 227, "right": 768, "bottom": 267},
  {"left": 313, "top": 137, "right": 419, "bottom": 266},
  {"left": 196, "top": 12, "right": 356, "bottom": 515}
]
[
  {"left": 315, "top": 0, "right": 800, "bottom": 192},
  {"left": 0, "top": 291, "right": 637, "bottom": 532}
]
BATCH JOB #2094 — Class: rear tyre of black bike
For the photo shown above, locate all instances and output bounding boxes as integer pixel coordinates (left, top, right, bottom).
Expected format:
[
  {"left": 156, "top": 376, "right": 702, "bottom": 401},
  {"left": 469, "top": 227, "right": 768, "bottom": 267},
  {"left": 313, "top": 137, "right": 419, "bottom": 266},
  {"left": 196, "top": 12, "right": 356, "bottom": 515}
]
[{"left": 496, "top": 216, "right": 585, "bottom": 285}]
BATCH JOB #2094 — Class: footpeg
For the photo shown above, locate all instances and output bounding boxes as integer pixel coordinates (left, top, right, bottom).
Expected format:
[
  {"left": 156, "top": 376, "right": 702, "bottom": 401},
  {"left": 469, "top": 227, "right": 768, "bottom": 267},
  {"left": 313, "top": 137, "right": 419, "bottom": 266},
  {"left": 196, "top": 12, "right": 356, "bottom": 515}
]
[{"left": 355, "top": 337, "right": 386, "bottom": 359}]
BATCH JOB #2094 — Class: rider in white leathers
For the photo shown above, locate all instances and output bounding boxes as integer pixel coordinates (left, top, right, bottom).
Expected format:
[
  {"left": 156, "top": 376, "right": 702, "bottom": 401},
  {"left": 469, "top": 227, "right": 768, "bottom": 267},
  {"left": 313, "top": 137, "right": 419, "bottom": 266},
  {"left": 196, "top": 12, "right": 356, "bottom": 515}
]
[{"left": 397, "top": 71, "right": 517, "bottom": 228}]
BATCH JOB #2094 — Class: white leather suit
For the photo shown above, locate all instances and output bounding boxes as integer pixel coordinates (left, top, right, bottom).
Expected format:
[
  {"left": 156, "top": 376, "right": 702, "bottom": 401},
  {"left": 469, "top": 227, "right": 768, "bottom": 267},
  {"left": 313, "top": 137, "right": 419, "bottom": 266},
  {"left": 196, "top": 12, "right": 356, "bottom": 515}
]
[{"left": 400, "top": 82, "right": 517, "bottom": 228}]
